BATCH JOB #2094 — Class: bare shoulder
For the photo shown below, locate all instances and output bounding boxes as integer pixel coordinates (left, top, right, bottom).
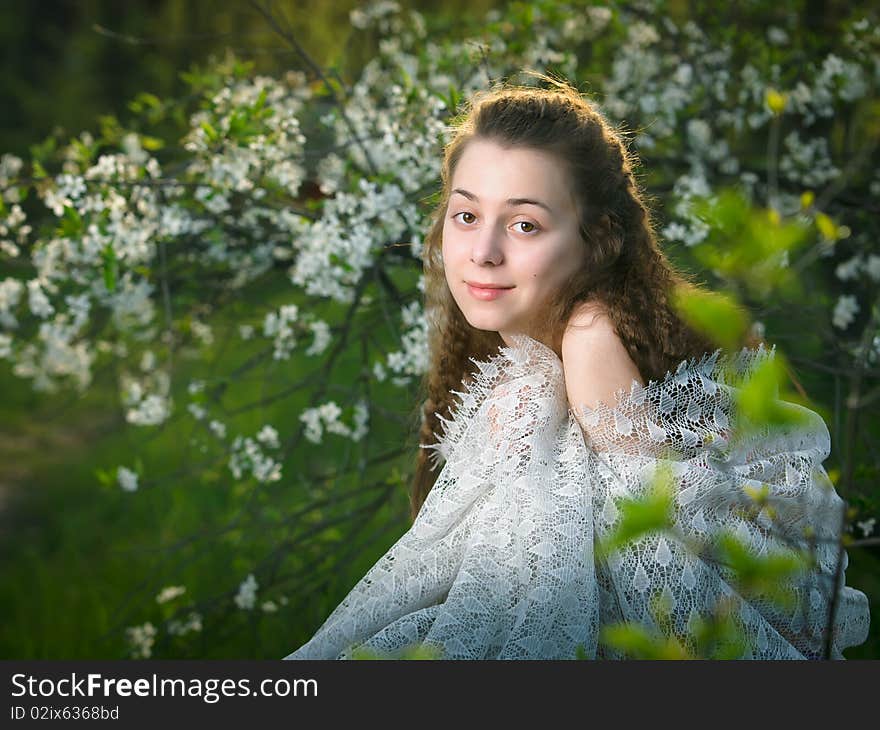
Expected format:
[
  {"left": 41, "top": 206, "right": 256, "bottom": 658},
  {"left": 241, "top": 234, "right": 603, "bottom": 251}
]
[
  {"left": 560, "top": 300, "right": 618, "bottom": 354},
  {"left": 561, "top": 303, "right": 645, "bottom": 413},
  {"left": 566, "top": 300, "right": 609, "bottom": 329}
]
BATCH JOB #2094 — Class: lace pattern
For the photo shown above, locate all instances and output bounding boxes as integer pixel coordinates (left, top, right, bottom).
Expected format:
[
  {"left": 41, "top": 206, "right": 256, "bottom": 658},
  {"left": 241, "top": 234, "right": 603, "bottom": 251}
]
[{"left": 285, "top": 334, "right": 870, "bottom": 659}]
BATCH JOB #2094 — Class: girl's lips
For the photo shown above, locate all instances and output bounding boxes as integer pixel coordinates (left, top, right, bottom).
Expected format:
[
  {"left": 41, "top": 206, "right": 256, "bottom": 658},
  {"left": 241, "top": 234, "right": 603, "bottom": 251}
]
[{"left": 466, "top": 283, "right": 513, "bottom": 301}]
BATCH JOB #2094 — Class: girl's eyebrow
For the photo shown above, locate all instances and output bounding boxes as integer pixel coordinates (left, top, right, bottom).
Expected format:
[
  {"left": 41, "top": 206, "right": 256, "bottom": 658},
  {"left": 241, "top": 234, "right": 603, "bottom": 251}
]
[{"left": 451, "top": 188, "right": 554, "bottom": 214}]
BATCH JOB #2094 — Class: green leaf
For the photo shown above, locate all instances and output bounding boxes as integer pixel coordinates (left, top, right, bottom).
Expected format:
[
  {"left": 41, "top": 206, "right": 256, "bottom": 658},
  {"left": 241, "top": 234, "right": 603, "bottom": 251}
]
[
  {"left": 398, "top": 643, "right": 444, "bottom": 660},
  {"left": 598, "top": 622, "right": 692, "bottom": 659},
  {"left": 734, "top": 355, "right": 812, "bottom": 430},
  {"left": 58, "top": 205, "right": 83, "bottom": 237},
  {"left": 815, "top": 211, "right": 839, "bottom": 242},
  {"left": 448, "top": 85, "right": 460, "bottom": 113},
  {"left": 670, "top": 285, "right": 748, "bottom": 351},
  {"left": 95, "top": 467, "right": 114, "bottom": 488},
  {"left": 687, "top": 597, "right": 751, "bottom": 658},
  {"left": 102, "top": 244, "right": 117, "bottom": 293},
  {"left": 29, "top": 135, "right": 57, "bottom": 165},
  {"left": 254, "top": 87, "right": 268, "bottom": 113},
  {"left": 70, "top": 138, "right": 95, "bottom": 168},
  {"left": 99, "top": 114, "right": 122, "bottom": 144},
  {"left": 200, "top": 121, "right": 220, "bottom": 143},
  {"left": 712, "top": 529, "right": 807, "bottom": 611},
  {"left": 231, "top": 57, "right": 256, "bottom": 78},
  {"left": 596, "top": 464, "right": 675, "bottom": 558},
  {"left": 689, "top": 189, "right": 810, "bottom": 297},
  {"left": 132, "top": 92, "right": 161, "bottom": 111},
  {"left": 140, "top": 135, "right": 164, "bottom": 151},
  {"left": 350, "top": 646, "right": 384, "bottom": 660}
]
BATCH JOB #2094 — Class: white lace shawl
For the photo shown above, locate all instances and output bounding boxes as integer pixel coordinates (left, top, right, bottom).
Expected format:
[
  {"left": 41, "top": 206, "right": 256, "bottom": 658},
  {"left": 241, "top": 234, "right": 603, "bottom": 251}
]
[{"left": 284, "top": 334, "right": 870, "bottom": 659}]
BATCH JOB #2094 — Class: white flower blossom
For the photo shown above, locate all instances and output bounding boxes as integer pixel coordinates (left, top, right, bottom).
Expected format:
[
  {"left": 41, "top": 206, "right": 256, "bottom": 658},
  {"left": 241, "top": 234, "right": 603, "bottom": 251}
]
[
  {"left": 117, "top": 466, "right": 139, "bottom": 492},
  {"left": 121, "top": 133, "right": 149, "bottom": 165},
  {"left": 288, "top": 184, "right": 398, "bottom": 302},
  {"left": 0, "top": 153, "right": 23, "bottom": 189},
  {"left": 187, "top": 403, "right": 207, "bottom": 421},
  {"left": 766, "top": 27, "right": 789, "bottom": 45},
  {"left": 686, "top": 119, "right": 712, "bottom": 150},
  {"left": 832, "top": 295, "right": 859, "bottom": 330},
  {"left": 168, "top": 611, "right": 203, "bottom": 636},
  {"left": 228, "top": 431, "right": 282, "bottom": 483},
  {"left": 190, "top": 318, "right": 214, "bottom": 346},
  {"left": 256, "top": 424, "right": 279, "bottom": 449},
  {"left": 125, "top": 622, "right": 156, "bottom": 659},
  {"left": 27, "top": 279, "right": 54, "bottom": 319},
  {"left": 383, "top": 301, "right": 429, "bottom": 382},
  {"left": 187, "top": 379, "right": 205, "bottom": 395},
  {"left": 104, "top": 275, "right": 156, "bottom": 333},
  {"left": 835, "top": 255, "right": 863, "bottom": 281},
  {"left": 0, "top": 277, "right": 24, "bottom": 328},
  {"left": 780, "top": 132, "right": 840, "bottom": 187},
  {"left": 13, "top": 318, "right": 95, "bottom": 393},
  {"left": 298, "top": 409, "right": 323, "bottom": 444},
  {"left": 298, "top": 399, "right": 370, "bottom": 443},
  {"left": 1, "top": 203, "right": 28, "bottom": 258},
  {"left": 156, "top": 585, "right": 186, "bottom": 604},
  {"left": 316, "top": 153, "right": 345, "bottom": 195},
  {"left": 234, "top": 573, "right": 258, "bottom": 610},
  {"left": 126, "top": 393, "right": 172, "bottom": 426},
  {"left": 629, "top": 21, "right": 660, "bottom": 46},
  {"left": 299, "top": 401, "right": 344, "bottom": 443},
  {"left": 856, "top": 517, "right": 875, "bottom": 538},
  {"left": 305, "top": 319, "right": 331, "bottom": 356},
  {"left": 263, "top": 303, "right": 299, "bottom": 360},
  {"left": 139, "top": 350, "right": 156, "bottom": 372},
  {"left": 350, "top": 400, "right": 369, "bottom": 442}
]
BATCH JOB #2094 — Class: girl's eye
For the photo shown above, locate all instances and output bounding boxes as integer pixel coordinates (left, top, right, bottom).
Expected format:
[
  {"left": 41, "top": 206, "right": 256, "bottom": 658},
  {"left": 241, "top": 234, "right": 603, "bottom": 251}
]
[
  {"left": 515, "top": 221, "right": 538, "bottom": 234},
  {"left": 452, "top": 212, "right": 539, "bottom": 234}
]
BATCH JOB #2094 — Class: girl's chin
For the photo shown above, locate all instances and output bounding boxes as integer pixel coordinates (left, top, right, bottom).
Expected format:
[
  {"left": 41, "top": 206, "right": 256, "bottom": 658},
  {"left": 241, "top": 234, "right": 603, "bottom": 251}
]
[
  {"left": 460, "top": 312, "right": 512, "bottom": 332},
  {"left": 452, "top": 298, "right": 521, "bottom": 333},
  {"left": 464, "top": 321, "right": 499, "bottom": 334}
]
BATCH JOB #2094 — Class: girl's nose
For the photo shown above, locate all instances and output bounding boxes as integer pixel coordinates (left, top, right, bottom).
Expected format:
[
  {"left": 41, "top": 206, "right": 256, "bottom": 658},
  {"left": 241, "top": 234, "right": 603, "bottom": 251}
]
[{"left": 470, "top": 221, "right": 505, "bottom": 266}]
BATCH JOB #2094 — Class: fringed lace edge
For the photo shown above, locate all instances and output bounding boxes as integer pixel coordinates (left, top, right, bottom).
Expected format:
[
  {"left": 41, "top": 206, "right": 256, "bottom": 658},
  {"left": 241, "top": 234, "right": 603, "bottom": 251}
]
[
  {"left": 418, "top": 334, "right": 563, "bottom": 471},
  {"left": 572, "top": 339, "right": 777, "bottom": 426},
  {"left": 419, "top": 333, "right": 775, "bottom": 469}
]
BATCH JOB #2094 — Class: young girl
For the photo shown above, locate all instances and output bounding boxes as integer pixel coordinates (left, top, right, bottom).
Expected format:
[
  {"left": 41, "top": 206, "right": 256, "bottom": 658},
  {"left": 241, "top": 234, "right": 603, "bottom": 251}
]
[{"left": 285, "top": 75, "right": 870, "bottom": 660}]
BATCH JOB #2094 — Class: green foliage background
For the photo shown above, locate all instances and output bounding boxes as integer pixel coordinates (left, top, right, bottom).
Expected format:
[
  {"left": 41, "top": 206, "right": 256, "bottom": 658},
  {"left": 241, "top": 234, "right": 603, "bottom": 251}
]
[{"left": 0, "top": 0, "right": 876, "bottom": 659}]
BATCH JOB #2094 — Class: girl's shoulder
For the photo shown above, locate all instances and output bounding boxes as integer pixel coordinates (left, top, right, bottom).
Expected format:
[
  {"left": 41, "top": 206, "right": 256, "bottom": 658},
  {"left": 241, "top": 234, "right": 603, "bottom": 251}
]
[{"left": 566, "top": 299, "right": 611, "bottom": 329}]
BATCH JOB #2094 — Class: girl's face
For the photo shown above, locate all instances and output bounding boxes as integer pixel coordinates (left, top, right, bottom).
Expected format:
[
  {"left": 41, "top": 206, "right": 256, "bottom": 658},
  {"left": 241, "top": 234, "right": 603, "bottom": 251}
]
[{"left": 441, "top": 138, "right": 586, "bottom": 350}]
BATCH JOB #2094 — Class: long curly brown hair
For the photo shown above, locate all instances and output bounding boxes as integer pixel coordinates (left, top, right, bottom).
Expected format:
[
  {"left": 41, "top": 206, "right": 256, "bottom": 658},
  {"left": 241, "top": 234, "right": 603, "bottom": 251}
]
[{"left": 407, "top": 73, "right": 748, "bottom": 522}]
